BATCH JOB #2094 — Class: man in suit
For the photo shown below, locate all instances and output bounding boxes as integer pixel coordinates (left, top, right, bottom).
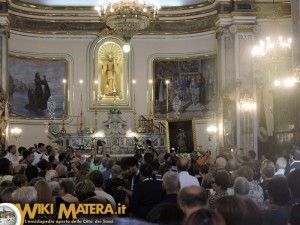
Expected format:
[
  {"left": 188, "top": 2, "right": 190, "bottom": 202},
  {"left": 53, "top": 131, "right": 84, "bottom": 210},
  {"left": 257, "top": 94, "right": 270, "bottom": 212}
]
[{"left": 129, "top": 163, "right": 165, "bottom": 219}]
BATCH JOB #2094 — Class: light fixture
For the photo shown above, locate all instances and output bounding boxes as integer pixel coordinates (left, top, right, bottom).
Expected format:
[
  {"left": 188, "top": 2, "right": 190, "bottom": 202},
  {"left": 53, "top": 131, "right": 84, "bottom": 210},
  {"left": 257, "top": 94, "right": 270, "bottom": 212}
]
[
  {"left": 123, "top": 44, "right": 131, "bottom": 53},
  {"left": 284, "top": 78, "right": 295, "bottom": 87},
  {"left": 10, "top": 127, "right": 22, "bottom": 140},
  {"left": 252, "top": 36, "right": 292, "bottom": 58},
  {"left": 274, "top": 79, "right": 281, "bottom": 87},
  {"left": 240, "top": 94, "right": 256, "bottom": 112},
  {"left": 251, "top": 0, "right": 292, "bottom": 58},
  {"left": 95, "top": 0, "right": 160, "bottom": 39},
  {"left": 207, "top": 125, "right": 217, "bottom": 149},
  {"left": 207, "top": 125, "right": 218, "bottom": 134}
]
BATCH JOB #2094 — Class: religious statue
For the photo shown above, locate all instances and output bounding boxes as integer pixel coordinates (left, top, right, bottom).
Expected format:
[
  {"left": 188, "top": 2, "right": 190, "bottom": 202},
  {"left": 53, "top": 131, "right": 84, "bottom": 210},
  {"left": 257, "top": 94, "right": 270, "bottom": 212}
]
[
  {"left": 177, "top": 129, "right": 187, "bottom": 153},
  {"left": 224, "top": 104, "right": 236, "bottom": 147},
  {"left": 101, "top": 53, "right": 121, "bottom": 95},
  {"left": 0, "top": 92, "right": 8, "bottom": 149},
  {"left": 98, "top": 41, "right": 124, "bottom": 98}
]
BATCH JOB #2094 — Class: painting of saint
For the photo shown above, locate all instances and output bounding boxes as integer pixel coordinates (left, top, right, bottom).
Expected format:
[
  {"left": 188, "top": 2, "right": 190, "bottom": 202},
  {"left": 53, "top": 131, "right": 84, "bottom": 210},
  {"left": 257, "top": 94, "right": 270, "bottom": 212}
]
[{"left": 8, "top": 55, "right": 68, "bottom": 119}]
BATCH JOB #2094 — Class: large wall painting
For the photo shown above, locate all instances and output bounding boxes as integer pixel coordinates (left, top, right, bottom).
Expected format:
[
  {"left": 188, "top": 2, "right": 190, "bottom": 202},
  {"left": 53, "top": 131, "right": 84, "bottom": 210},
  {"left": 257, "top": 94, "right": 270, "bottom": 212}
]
[
  {"left": 8, "top": 54, "right": 68, "bottom": 119},
  {"left": 153, "top": 56, "right": 217, "bottom": 119}
]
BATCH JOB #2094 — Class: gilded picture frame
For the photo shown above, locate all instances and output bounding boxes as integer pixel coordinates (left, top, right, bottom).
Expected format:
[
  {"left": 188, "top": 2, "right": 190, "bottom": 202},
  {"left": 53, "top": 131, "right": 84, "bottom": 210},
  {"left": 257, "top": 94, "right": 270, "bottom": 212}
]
[
  {"left": 88, "top": 36, "right": 132, "bottom": 110},
  {"left": 8, "top": 53, "right": 70, "bottom": 120},
  {"left": 152, "top": 55, "right": 217, "bottom": 119},
  {"left": 166, "top": 118, "right": 196, "bottom": 153}
]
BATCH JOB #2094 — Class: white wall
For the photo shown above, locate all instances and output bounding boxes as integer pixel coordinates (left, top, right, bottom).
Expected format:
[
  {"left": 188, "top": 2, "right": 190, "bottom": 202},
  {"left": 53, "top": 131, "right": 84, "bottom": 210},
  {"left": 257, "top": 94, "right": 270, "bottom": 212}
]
[{"left": 7, "top": 32, "right": 218, "bottom": 151}]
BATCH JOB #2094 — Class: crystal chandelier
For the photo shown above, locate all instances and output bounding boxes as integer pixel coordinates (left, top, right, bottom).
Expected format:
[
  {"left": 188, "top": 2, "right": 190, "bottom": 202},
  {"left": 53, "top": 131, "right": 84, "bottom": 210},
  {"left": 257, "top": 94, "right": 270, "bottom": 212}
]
[
  {"left": 95, "top": 0, "right": 160, "bottom": 39},
  {"left": 252, "top": 36, "right": 292, "bottom": 58},
  {"left": 252, "top": 0, "right": 292, "bottom": 58},
  {"left": 240, "top": 94, "right": 256, "bottom": 112}
]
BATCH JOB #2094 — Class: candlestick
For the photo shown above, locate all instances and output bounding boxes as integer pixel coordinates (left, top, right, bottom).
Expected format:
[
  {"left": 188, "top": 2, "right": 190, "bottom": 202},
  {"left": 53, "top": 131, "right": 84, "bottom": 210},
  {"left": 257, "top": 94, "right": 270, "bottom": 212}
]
[
  {"left": 94, "top": 80, "right": 98, "bottom": 103},
  {"left": 79, "top": 79, "right": 83, "bottom": 134},
  {"left": 62, "top": 79, "right": 66, "bottom": 113},
  {"left": 165, "top": 79, "right": 170, "bottom": 119},
  {"left": 132, "top": 79, "right": 137, "bottom": 132},
  {"left": 148, "top": 79, "right": 153, "bottom": 115},
  {"left": 93, "top": 80, "right": 98, "bottom": 133}
]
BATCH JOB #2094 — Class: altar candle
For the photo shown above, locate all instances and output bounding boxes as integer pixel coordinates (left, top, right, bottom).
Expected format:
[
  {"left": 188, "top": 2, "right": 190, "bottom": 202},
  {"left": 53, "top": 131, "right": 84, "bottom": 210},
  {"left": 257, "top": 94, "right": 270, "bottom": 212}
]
[
  {"left": 79, "top": 80, "right": 83, "bottom": 109},
  {"left": 62, "top": 79, "right": 66, "bottom": 112},
  {"left": 94, "top": 80, "right": 98, "bottom": 102}
]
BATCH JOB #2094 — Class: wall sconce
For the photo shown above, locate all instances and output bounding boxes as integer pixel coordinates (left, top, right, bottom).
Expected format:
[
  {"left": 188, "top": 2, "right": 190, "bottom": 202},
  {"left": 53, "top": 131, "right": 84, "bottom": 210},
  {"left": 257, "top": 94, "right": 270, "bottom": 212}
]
[
  {"left": 207, "top": 125, "right": 217, "bottom": 140},
  {"left": 10, "top": 127, "right": 22, "bottom": 140},
  {"left": 240, "top": 94, "right": 256, "bottom": 112},
  {"left": 207, "top": 125, "right": 217, "bottom": 151}
]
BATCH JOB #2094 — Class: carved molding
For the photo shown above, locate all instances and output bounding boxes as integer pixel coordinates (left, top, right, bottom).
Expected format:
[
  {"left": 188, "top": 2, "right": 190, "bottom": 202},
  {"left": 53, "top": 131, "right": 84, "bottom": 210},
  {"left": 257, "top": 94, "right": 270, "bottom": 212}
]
[
  {"left": 6, "top": 2, "right": 292, "bottom": 35},
  {"left": 229, "top": 24, "right": 258, "bottom": 34},
  {"left": 221, "top": 87, "right": 236, "bottom": 101}
]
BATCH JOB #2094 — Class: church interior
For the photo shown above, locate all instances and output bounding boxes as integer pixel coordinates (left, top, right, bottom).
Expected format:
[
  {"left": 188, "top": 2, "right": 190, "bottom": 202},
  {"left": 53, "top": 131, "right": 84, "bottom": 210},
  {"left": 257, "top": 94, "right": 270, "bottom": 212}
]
[{"left": 0, "top": 0, "right": 298, "bottom": 159}]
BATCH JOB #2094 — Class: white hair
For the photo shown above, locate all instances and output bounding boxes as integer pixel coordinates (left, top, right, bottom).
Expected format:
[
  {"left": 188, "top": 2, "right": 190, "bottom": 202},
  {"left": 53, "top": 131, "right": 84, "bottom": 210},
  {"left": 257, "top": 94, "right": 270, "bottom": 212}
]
[
  {"left": 216, "top": 157, "right": 227, "bottom": 169},
  {"left": 234, "top": 176, "right": 250, "bottom": 196},
  {"left": 276, "top": 157, "right": 287, "bottom": 169},
  {"left": 45, "top": 170, "right": 58, "bottom": 182},
  {"left": 163, "top": 171, "right": 180, "bottom": 192},
  {"left": 12, "top": 186, "right": 37, "bottom": 205}
]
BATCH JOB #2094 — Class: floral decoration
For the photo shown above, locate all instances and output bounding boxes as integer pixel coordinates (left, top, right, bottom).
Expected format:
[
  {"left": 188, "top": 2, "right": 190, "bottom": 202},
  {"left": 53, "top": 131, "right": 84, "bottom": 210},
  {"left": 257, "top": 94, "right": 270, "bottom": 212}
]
[{"left": 110, "top": 108, "right": 121, "bottom": 114}]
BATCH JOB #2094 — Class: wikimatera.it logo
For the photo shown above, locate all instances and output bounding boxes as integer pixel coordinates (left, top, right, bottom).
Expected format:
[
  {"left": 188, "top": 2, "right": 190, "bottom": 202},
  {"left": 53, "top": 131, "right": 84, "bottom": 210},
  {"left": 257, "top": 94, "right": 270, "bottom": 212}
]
[{"left": 0, "top": 203, "right": 126, "bottom": 225}]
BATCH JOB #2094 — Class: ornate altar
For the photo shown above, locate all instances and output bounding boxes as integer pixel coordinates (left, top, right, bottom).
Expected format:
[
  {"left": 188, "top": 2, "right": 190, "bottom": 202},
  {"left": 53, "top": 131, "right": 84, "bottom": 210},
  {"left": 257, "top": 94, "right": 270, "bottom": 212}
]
[{"left": 48, "top": 111, "right": 167, "bottom": 155}]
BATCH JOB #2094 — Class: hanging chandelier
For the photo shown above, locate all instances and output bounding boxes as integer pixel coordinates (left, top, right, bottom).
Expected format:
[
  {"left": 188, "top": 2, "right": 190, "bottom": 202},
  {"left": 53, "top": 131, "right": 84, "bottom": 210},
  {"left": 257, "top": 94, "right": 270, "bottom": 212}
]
[
  {"left": 251, "top": 0, "right": 292, "bottom": 58},
  {"left": 251, "top": 36, "right": 292, "bottom": 58},
  {"left": 95, "top": 0, "right": 160, "bottom": 39}
]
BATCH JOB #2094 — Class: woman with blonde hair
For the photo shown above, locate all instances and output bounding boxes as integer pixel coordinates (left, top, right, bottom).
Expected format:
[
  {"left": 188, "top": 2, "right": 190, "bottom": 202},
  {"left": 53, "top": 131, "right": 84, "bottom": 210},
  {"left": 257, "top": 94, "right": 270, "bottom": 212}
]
[{"left": 34, "top": 179, "right": 53, "bottom": 204}]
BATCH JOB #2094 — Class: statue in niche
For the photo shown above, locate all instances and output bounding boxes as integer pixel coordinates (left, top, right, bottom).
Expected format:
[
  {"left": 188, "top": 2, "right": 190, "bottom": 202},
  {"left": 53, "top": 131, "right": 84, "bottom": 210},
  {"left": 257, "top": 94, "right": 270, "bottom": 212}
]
[
  {"left": 99, "top": 42, "right": 123, "bottom": 98},
  {"left": 224, "top": 104, "right": 236, "bottom": 147},
  {"left": 0, "top": 91, "right": 8, "bottom": 150},
  {"left": 177, "top": 129, "right": 187, "bottom": 153}
]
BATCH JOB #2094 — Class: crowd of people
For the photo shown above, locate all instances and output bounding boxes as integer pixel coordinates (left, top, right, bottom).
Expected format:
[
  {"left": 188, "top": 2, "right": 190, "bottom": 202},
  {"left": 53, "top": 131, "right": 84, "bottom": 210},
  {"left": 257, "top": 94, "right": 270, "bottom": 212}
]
[{"left": 1, "top": 141, "right": 300, "bottom": 225}]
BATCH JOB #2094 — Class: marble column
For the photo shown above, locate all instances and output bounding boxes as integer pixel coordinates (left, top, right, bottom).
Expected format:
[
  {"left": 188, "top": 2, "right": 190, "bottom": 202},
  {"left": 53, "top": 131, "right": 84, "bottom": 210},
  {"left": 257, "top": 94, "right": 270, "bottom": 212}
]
[
  {"left": 216, "top": 13, "right": 257, "bottom": 153},
  {"left": 292, "top": 0, "right": 300, "bottom": 75}
]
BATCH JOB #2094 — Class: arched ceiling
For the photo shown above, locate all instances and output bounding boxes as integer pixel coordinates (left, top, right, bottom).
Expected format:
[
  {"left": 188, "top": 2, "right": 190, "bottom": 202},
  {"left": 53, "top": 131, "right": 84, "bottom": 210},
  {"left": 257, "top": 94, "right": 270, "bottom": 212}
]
[
  {"left": 16, "top": 0, "right": 206, "bottom": 7},
  {"left": 4, "top": 0, "right": 291, "bottom": 36}
]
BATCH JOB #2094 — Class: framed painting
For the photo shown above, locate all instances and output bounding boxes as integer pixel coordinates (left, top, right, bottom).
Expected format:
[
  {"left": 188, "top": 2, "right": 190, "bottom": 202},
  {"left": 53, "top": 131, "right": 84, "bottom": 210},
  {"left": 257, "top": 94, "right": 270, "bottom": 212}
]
[
  {"left": 166, "top": 119, "right": 196, "bottom": 153},
  {"left": 8, "top": 54, "right": 69, "bottom": 119},
  {"left": 153, "top": 55, "right": 217, "bottom": 119}
]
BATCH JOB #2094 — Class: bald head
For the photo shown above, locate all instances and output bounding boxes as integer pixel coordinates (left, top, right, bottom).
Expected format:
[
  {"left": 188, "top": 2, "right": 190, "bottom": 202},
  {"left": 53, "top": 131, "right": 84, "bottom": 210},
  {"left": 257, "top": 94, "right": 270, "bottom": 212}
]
[
  {"left": 56, "top": 165, "right": 67, "bottom": 178},
  {"left": 178, "top": 185, "right": 208, "bottom": 217},
  {"left": 13, "top": 164, "right": 25, "bottom": 175},
  {"left": 177, "top": 157, "right": 190, "bottom": 172},
  {"left": 216, "top": 157, "right": 227, "bottom": 169}
]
